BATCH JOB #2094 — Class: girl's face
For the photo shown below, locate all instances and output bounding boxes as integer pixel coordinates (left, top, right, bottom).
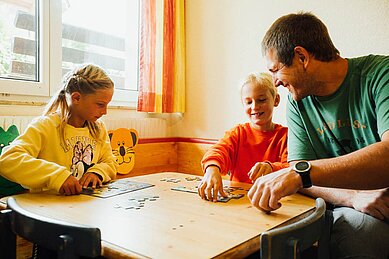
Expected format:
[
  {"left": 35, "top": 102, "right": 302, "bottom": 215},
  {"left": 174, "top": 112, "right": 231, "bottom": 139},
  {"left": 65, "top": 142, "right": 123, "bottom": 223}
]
[
  {"left": 69, "top": 88, "right": 114, "bottom": 128},
  {"left": 241, "top": 82, "right": 279, "bottom": 131}
]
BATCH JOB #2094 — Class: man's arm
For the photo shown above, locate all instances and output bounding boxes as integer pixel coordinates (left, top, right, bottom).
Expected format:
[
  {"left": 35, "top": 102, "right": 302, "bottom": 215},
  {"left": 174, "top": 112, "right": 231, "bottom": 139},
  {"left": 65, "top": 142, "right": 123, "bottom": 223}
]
[
  {"left": 300, "top": 187, "right": 389, "bottom": 221},
  {"left": 310, "top": 131, "right": 389, "bottom": 189},
  {"left": 248, "top": 131, "right": 389, "bottom": 211}
]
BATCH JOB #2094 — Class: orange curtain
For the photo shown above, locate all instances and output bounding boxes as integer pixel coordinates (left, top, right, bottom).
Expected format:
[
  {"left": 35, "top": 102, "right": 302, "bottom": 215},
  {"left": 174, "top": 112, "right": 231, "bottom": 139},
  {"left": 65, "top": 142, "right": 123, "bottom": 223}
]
[{"left": 137, "top": 0, "right": 185, "bottom": 113}]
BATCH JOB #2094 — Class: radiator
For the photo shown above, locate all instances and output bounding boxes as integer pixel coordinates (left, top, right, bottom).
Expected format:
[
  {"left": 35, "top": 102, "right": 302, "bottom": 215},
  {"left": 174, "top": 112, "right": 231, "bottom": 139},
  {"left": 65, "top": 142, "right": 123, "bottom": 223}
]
[
  {"left": 102, "top": 117, "right": 168, "bottom": 138},
  {"left": 0, "top": 116, "right": 36, "bottom": 135},
  {"left": 0, "top": 116, "right": 168, "bottom": 138}
]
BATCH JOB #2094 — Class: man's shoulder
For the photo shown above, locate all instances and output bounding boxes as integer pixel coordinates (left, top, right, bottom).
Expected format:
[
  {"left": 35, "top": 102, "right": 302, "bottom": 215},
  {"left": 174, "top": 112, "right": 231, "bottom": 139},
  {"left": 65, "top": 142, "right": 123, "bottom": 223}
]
[
  {"left": 348, "top": 54, "right": 388, "bottom": 60},
  {"left": 348, "top": 55, "right": 389, "bottom": 70}
]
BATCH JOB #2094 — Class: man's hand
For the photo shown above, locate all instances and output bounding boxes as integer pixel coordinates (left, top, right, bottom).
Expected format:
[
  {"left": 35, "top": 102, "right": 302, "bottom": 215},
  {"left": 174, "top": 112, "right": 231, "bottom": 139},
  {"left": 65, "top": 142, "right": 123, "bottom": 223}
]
[
  {"left": 197, "top": 165, "right": 227, "bottom": 202},
  {"left": 352, "top": 188, "right": 389, "bottom": 221},
  {"left": 248, "top": 162, "right": 272, "bottom": 183},
  {"left": 248, "top": 167, "right": 302, "bottom": 212},
  {"left": 59, "top": 175, "right": 82, "bottom": 195}
]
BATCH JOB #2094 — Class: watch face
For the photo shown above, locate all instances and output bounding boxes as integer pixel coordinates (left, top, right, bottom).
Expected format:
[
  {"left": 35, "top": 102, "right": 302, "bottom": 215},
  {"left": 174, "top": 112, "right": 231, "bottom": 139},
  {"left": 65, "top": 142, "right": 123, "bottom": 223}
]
[{"left": 295, "top": 161, "right": 310, "bottom": 171}]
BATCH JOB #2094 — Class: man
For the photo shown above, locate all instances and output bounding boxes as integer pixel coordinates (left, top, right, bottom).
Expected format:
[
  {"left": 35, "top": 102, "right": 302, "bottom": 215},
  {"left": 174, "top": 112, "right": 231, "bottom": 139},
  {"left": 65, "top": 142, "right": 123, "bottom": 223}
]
[{"left": 248, "top": 12, "right": 389, "bottom": 258}]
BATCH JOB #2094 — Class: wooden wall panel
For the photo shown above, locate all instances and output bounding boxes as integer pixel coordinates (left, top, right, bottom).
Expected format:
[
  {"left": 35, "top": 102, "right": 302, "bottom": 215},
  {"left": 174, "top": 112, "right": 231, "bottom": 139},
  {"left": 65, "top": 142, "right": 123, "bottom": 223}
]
[
  {"left": 177, "top": 142, "right": 213, "bottom": 175},
  {"left": 117, "top": 142, "right": 178, "bottom": 178},
  {"left": 116, "top": 139, "right": 217, "bottom": 178}
]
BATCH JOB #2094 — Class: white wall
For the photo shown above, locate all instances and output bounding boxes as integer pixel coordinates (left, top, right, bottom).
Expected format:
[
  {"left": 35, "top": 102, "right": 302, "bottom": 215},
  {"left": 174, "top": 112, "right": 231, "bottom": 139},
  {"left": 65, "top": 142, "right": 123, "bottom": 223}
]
[
  {"left": 2, "top": 1, "right": 389, "bottom": 140},
  {"left": 175, "top": 0, "right": 389, "bottom": 139}
]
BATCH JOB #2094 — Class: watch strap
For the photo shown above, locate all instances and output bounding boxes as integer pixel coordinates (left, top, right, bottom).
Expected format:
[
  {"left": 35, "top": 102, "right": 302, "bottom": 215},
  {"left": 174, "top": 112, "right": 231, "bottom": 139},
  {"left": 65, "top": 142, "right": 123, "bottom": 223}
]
[{"left": 300, "top": 172, "right": 312, "bottom": 188}]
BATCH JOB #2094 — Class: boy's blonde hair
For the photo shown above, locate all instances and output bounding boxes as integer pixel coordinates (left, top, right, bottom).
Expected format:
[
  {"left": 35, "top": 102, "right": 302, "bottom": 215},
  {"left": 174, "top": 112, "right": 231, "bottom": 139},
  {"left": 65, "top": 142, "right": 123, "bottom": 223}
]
[
  {"left": 43, "top": 64, "right": 114, "bottom": 151},
  {"left": 241, "top": 72, "right": 277, "bottom": 98}
]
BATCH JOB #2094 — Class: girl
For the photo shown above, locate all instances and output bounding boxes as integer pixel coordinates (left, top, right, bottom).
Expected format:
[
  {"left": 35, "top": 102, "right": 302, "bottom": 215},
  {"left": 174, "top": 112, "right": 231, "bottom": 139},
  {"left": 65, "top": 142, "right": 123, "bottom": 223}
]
[
  {"left": 0, "top": 64, "right": 117, "bottom": 195},
  {"left": 198, "top": 72, "right": 288, "bottom": 202}
]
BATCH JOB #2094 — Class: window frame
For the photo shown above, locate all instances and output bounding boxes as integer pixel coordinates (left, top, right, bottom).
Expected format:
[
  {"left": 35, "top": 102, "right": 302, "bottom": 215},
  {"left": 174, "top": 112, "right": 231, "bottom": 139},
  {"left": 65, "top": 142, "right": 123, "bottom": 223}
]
[
  {"left": 0, "top": 0, "right": 50, "bottom": 97},
  {"left": 0, "top": 0, "right": 139, "bottom": 107}
]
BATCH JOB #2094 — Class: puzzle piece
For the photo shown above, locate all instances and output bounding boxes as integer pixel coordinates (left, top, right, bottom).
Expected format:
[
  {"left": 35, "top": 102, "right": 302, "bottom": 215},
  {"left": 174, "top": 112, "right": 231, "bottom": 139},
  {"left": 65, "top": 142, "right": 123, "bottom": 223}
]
[
  {"left": 217, "top": 196, "right": 231, "bottom": 203},
  {"left": 171, "top": 186, "right": 197, "bottom": 194},
  {"left": 81, "top": 179, "right": 154, "bottom": 198},
  {"left": 228, "top": 193, "right": 245, "bottom": 199},
  {"left": 185, "top": 176, "right": 202, "bottom": 181},
  {"left": 171, "top": 186, "right": 244, "bottom": 203},
  {"left": 160, "top": 177, "right": 181, "bottom": 183},
  {"left": 115, "top": 195, "right": 160, "bottom": 210}
]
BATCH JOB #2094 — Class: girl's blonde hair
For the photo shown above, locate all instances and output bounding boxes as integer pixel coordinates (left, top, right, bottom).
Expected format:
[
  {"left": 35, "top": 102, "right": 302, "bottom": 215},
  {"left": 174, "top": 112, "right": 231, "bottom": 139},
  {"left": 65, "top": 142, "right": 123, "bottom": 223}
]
[
  {"left": 241, "top": 72, "right": 277, "bottom": 98},
  {"left": 43, "top": 64, "right": 114, "bottom": 151}
]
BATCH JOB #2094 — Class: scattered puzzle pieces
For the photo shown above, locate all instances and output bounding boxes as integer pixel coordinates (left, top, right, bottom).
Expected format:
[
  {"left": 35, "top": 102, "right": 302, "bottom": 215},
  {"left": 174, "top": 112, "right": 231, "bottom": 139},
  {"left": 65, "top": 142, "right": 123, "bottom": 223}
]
[
  {"left": 81, "top": 179, "right": 154, "bottom": 198},
  {"left": 223, "top": 185, "right": 244, "bottom": 192},
  {"left": 185, "top": 176, "right": 202, "bottom": 181},
  {"left": 115, "top": 195, "right": 160, "bottom": 210},
  {"left": 160, "top": 176, "right": 202, "bottom": 183},
  {"left": 170, "top": 186, "right": 198, "bottom": 194},
  {"left": 160, "top": 177, "right": 181, "bottom": 183},
  {"left": 171, "top": 186, "right": 244, "bottom": 203}
]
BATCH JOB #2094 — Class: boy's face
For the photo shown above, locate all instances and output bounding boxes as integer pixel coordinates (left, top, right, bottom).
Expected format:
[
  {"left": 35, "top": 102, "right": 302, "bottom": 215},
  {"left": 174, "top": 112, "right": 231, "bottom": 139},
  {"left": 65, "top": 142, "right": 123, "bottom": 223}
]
[
  {"left": 241, "top": 83, "right": 279, "bottom": 131},
  {"left": 69, "top": 88, "right": 113, "bottom": 128}
]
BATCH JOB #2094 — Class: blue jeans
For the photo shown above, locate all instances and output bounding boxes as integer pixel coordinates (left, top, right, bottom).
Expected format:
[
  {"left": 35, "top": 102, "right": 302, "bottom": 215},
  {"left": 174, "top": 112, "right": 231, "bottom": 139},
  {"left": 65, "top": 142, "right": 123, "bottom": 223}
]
[{"left": 329, "top": 207, "right": 389, "bottom": 259}]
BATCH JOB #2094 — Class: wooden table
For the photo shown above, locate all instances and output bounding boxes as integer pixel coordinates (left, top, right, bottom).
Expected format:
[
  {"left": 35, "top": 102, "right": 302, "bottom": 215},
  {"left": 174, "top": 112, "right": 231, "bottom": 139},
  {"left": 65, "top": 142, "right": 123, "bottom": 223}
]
[{"left": 6, "top": 172, "right": 315, "bottom": 258}]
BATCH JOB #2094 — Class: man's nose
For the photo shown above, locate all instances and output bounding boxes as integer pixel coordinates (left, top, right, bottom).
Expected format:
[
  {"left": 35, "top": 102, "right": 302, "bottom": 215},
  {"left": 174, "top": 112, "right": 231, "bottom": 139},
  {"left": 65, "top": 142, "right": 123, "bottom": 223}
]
[
  {"left": 274, "top": 79, "right": 283, "bottom": 87},
  {"left": 271, "top": 74, "right": 277, "bottom": 84}
]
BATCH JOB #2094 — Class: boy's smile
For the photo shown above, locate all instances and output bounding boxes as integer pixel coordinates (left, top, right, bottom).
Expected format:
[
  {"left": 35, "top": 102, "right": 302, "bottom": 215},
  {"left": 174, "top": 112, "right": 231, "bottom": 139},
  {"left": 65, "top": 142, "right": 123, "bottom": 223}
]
[{"left": 241, "top": 82, "right": 279, "bottom": 131}]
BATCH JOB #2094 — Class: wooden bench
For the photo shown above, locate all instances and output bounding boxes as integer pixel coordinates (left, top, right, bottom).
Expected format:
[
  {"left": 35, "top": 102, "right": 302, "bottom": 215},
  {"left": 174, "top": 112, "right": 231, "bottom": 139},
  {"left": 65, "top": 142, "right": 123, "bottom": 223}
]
[{"left": 118, "top": 138, "right": 218, "bottom": 177}]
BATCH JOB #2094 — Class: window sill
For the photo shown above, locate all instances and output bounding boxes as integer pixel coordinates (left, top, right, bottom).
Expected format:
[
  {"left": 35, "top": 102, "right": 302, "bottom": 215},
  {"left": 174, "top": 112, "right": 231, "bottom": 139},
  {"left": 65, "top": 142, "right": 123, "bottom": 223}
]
[{"left": 0, "top": 94, "right": 137, "bottom": 109}]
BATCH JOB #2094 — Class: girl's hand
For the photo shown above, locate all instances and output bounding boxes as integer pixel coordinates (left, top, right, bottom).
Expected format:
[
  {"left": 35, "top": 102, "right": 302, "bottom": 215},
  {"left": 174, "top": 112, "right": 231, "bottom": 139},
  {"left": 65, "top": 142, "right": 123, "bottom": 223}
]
[
  {"left": 197, "top": 166, "right": 227, "bottom": 202},
  {"left": 79, "top": 172, "right": 103, "bottom": 189},
  {"left": 59, "top": 175, "right": 82, "bottom": 195},
  {"left": 248, "top": 162, "right": 272, "bottom": 183}
]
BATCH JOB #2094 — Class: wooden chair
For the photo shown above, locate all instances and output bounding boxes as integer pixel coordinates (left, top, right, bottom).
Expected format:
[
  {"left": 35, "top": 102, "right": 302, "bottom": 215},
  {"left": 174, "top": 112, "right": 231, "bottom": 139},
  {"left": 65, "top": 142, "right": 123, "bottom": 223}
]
[
  {"left": 260, "top": 198, "right": 330, "bottom": 259},
  {"left": 0, "top": 197, "right": 102, "bottom": 259}
]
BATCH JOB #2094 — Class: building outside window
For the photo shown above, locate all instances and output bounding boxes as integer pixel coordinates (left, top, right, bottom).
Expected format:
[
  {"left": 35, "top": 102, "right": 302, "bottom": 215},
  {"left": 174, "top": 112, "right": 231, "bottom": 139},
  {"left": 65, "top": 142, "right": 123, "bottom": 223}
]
[{"left": 0, "top": 0, "right": 139, "bottom": 105}]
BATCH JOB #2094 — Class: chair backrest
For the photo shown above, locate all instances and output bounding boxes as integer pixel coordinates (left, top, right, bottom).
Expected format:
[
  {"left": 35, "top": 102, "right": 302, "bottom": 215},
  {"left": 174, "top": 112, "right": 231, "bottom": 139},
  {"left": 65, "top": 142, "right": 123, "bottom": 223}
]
[
  {"left": 0, "top": 197, "right": 101, "bottom": 259},
  {"left": 260, "top": 198, "right": 330, "bottom": 259}
]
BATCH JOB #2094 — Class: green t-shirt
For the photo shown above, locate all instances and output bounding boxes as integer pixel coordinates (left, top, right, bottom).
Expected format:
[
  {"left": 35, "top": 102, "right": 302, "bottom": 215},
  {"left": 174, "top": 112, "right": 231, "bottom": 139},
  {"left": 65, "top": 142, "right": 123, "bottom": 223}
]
[{"left": 287, "top": 55, "right": 389, "bottom": 161}]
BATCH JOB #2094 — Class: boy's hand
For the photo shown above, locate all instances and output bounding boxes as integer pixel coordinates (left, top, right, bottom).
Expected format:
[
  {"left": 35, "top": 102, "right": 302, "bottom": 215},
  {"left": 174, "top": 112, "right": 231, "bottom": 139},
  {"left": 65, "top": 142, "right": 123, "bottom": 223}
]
[
  {"left": 59, "top": 175, "right": 82, "bottom": 195},
  {"left": 248, "top": 162, "right": 272, "bottom": 183},
  {"left": 198, "top": 165, "right": 227, "bottom": 202},
  {"left": 79, "top": 172, "right": 102, "bottom": 189}
]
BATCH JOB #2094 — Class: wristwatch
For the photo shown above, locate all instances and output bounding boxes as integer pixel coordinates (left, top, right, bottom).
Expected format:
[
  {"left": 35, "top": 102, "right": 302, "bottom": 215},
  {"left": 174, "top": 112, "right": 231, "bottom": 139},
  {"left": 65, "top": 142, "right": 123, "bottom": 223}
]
[{"left": 293, "top": 161, "right": 312, "bottom": 188}]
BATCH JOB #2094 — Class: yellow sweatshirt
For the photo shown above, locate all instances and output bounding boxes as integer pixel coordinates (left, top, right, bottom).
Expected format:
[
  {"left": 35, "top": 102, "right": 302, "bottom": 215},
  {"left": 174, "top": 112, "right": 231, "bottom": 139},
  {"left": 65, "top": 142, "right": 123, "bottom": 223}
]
[{"left": 0, "top": 113, "right": 117, "bottom": 193}]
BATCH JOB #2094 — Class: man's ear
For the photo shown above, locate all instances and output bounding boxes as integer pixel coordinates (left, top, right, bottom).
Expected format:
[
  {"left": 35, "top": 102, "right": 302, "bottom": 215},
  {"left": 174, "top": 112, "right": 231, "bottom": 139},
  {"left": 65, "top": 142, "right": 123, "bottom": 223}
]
[
  {"left": 294, "top": 46, "right": 310, "bottom": 69},
  {"left": 71, "top": 92, "right": 81, "bottom": 103}
]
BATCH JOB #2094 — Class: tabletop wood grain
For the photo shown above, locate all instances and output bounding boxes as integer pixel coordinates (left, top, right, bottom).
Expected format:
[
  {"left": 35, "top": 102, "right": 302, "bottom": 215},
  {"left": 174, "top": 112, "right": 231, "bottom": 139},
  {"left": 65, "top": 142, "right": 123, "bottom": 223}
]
[{"left": 8, "top": 172, "right": 315, "bottom": 258}]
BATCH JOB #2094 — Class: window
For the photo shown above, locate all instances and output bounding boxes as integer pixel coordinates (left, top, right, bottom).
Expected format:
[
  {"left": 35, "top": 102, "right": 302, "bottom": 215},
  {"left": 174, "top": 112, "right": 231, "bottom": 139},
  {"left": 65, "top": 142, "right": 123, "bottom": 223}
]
[
  {"left": 0, "top": 0, "right": 139, "bottom": 105},
  {"left": 0, "top": 0, "right": 49, "bottom": 96}
]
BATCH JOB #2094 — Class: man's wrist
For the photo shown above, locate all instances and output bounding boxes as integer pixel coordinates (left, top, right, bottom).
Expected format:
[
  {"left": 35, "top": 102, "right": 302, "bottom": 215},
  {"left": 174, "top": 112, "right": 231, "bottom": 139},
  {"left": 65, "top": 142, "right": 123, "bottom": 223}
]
[
  {"left": 289, "top": 168, "right": 304, "bottom": 189},
  {"left": 292, "top": 161, "right": 312, "bottom": 188}
]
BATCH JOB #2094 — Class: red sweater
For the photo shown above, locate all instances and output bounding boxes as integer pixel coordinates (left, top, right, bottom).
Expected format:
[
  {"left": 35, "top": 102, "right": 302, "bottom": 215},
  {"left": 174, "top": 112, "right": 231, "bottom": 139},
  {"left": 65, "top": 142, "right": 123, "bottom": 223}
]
[{"left": 201, "top": 123, "right": 288, "bottom": 183}]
